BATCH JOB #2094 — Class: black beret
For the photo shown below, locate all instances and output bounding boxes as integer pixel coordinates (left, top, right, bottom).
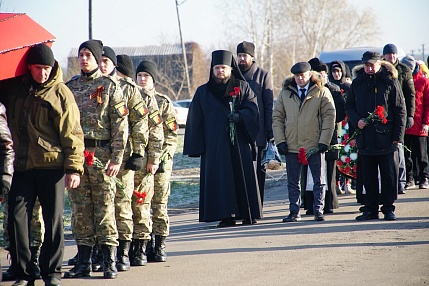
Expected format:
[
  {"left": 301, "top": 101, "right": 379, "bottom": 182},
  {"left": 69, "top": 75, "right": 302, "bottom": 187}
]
[
  {"left": 102, "top": 46, "right": 117, "bottom": 66},
  {"left": 136, "top": 60, "right": 157, "bottom": 83},
  {"left": 212, "top": 50, "right": 233, "bottom": 66},
  {"left": 383, "top": 44, "right": 398, "bottom": 55},
  {"left": 362, "top": 51, "right": 382, "bottom": 64},
  {"left": 27, "top": 43, "right": 55, "bottom": 67},
  {"left": 79, "top": 39, "right": 103, "bottom": 64},
  {"left": 237, "top": 41, "right": 255, "bottom": 57},
  {"left": 290, "top": 62, "right": 311, "bottom": 74},
  {"left": 116, "top": 54, "right": 135, "bottom": 78},
  {"left": 308, "top": 57, "right": 328, "bottom": 72}
]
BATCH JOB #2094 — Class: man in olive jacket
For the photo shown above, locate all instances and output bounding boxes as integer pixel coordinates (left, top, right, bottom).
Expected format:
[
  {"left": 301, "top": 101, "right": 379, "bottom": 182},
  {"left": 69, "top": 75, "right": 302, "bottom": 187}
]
[
  {"left": 0, "top": 44, "right": 84, "bottom": 286},
  {"left": 273, "top": 62, "right": 335, "bottom": 222}
]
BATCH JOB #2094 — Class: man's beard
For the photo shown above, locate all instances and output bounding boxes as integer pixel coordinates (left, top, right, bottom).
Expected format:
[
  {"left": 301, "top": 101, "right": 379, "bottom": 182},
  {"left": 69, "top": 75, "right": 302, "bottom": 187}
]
[
  {"left": 238, "top": 62, "right": 251, "bottom": 71},
  {"left": 213, "top": 75, "right": 230, "bottom": 85}
]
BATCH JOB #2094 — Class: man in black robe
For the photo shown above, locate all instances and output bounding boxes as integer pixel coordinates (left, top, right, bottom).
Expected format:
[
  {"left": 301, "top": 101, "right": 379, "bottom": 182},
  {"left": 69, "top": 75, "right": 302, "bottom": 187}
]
[{"left": 183, "top": 50, "right": 262, "bottom": 227}]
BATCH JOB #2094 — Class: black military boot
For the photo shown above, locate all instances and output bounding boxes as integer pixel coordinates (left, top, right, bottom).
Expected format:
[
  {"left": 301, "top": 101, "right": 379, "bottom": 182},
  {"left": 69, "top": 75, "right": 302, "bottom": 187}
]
[
  {"left": 64, "top": 245, "right": 92, "bottom": 278},
  {"left": 130, "top": 239, "right": 148, "bottom": 266},
  {"left": 146, "top": 234, "right": 156, "bottom": 262},
  {"left": 67, "top": 252, "right": 78, "bottom": 266},
  {"left": 100, "top": 244, "right": 118, "bottom": 279},
  {"left": 116, "top": 240, "right": 131, "bottom": 271},
  {"left": 154, "top": 235, "right": 167, "bottom": 262},
  {"left": 29, "top": 246, "right": 41, "bottom": 279},
  {"left": 91, "top": 244, "right": 103, "bottom": 272}
]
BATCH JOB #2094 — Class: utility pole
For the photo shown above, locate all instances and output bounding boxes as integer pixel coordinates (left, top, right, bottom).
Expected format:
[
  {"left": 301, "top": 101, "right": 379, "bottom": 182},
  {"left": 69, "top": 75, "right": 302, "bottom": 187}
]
[
  {"left": 175, "top": 0, "right": 191, "bottom": 97},
  {"left": 89, "top": 0, "right": 92, "bottom": 39},
  {"left": 422, "top": 44, "right": 425, "bottom": 63}
]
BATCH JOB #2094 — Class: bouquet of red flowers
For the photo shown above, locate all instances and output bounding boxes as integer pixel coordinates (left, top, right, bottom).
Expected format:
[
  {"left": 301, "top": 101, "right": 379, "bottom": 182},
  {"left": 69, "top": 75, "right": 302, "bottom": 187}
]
[
  {"left": 133, "top": 173, "right": 152, "bottom": 204},
  {"left": 298, "top": 144, "right": 343, "bottom": 165},
  {"left": 337, "top": 118, "right": 358, "bottom": 178},
  {"left": 348, "top": 105, "right": 387, "bottom": 142}
]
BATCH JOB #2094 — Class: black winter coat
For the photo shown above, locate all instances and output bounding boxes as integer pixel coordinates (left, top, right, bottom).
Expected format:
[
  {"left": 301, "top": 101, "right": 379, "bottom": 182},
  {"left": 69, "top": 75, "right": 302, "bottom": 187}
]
[{"left": 345, "top": 62, "right": 406, "bottom": 155}]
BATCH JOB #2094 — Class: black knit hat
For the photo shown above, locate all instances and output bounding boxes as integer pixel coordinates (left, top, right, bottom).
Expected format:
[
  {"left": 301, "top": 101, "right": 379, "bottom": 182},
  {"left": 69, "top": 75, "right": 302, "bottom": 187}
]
[
  {"left": 308, "top": 57, "right": 328, "bottom": 72},
  {"left": 290, "top": 62, "right": 311, "bottom": 74},
  {"left": 79, "top": 39, "right": 103, "bottom": 64},
  {"left": 102, "top": 46, "right": 117, "bottom": 66},
  {"left": 136, "top": 60, "right": 157, "bottom": 83},
  {"left": 383, "top": 43, "right": 398, "bottom": 55},
  {"left": 212, "top": 50, "right": 233, "bottom": 66},
  {"left": 237, "top": 41, "right": 255, "bottom": 57},
  {"left": 116, "top": 54, "right": 135, "bottom": 78},
  {"left": 27, "top": 43, "right": 55, "bottom": 67}
]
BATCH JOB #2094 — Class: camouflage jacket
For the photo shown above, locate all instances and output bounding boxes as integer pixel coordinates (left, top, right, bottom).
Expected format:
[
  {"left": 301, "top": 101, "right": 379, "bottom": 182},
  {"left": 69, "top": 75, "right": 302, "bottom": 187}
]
[
  {"left": 66, "top": 69, "right": 128, "bottom": 164},
  {"left": 1, "top": 62, "right": 84, "bottom": 174},
  {"left": 140, "top": 87, "right": 164, "bottom": 165},
  {"left": 150, "top": 89, "right": 178, "bottom": 156},
  {"left": 115, "top": 75, "right": 150, "bottom": 155}
]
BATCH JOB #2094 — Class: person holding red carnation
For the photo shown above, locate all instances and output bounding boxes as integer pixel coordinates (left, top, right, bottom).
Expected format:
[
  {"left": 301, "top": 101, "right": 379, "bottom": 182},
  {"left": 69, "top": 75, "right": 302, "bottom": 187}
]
[{"left": 345, "top": 51, "right": 406, "bottom": 221}]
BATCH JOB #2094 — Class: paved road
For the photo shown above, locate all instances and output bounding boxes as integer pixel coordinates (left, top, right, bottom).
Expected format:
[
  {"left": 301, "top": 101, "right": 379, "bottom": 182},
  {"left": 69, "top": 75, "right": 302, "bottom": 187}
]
[{"left": 1, "top": 181, "right": 429, "bottom": 285}]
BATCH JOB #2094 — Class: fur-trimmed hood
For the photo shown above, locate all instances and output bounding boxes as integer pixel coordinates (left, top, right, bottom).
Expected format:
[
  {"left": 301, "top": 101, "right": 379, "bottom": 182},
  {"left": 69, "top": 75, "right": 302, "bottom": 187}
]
[
  {"left": 282, "top": 71, "right": 324, "bottom": 90},
  {"left": 352, "top": 60, "right": 398, "bottom": 80}
]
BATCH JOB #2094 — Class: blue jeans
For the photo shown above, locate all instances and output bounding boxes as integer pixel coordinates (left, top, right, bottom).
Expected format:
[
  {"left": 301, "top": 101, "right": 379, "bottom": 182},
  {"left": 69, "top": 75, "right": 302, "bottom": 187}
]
[{"left": 286, "top": 152, "right": 326, "bottom": 214}]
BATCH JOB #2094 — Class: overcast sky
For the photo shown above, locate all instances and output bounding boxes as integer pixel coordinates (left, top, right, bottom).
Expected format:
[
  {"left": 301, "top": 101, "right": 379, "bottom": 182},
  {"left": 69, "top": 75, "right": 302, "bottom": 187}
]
[{"left": 1, "top": 0, "right": 428, "bottom": 67}]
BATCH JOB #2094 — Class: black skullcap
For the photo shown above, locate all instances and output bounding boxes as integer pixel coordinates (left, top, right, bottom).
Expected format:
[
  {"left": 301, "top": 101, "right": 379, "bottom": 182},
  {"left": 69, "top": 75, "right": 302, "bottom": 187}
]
[
  {"left": 383, "top": 43, "right": 398, "bottom": 55},
  {"left": 136, "top": 60, "right": 157, "bottom": 83},
  {"left": 308, "top": 57, "right": 328, "bottom": 72},
  {"left": 79, "top": 39, "right": 103, "bottom": 64},
  {"left": 212, "top": 50, "right": 233, "bottom": 66},
  {"left": 290, "top": 62, "right": 311, "bottom": 74},
  {"left": 362, "top": 51, "right": 382, "bottom": 64},
  {"left": 116, "top": 54, "right": 135, "bottom": 78},
  {"left": 27, "top": 43, "right": 55, "bottom": 67},
  {"left": 237, "top": 41, "right": 255, "bottom": 57},
  {"left": 331, "top": 63, "right": 342, "bottom": 71},
  {"left": 102, "top": 46, "right": 117, "bottom": 66}
]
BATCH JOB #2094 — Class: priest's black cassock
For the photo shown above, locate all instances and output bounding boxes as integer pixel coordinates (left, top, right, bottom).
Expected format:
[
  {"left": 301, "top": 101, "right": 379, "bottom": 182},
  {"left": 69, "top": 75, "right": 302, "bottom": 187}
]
[{"left": 183, "top": 51, "right": 262, "bottom": 222}]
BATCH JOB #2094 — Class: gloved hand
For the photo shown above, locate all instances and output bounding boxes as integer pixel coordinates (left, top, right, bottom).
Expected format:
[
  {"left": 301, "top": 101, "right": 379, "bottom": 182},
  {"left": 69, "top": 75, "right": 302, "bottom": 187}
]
[
  {"left": 318, "top": 143, "right": 329, "bottom": 153},
  {"left": 406, "top": 117, "right": 414, "bottom": 129},
  {"left": 277, "top": 142, "right": 288, "bottom": 156},
  {"left": 422, "top": 124, "right": 429, "bottom": 133},
  {"left": 0, "top": 179, "right": 10, "bottom": 197},
  {"left": 124, "top": 153, "right": 144, "bottom": 170},
  {"left": 227, "top": 112, "right": 242, "bottom": 124},
  {"left": 266, "top": 130, "right": 274, "bottom": 142}
]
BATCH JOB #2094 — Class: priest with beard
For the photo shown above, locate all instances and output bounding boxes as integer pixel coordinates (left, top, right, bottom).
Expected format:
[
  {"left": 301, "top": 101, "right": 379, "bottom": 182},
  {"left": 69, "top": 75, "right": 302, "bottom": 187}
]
[{"left": 184, "top": 50, "right": 262, "bottom": 227}]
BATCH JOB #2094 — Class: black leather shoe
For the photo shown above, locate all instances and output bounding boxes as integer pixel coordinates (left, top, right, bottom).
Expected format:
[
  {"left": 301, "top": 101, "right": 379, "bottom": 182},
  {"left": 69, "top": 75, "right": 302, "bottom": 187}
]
[
  {"left": 3, "top": 265, "right": 17, "bottom": 281},
  {"left": 384, "top": 211, "right": 397, "bottom": 221},
  {"left": 356, "top": 211, "right": 379, "bottom": 221},
  {"left": 242, "top": 218, "right": 257, "bottom": 225},
  {"left": 282, "top": 213, "right": 301, "bottom": 222},
  {"left": 217, "top": 218, "right": 236, "bottom": 227},
  {"left": 305, "top": 209, "right": 314, "bottom": 215},
  {"left": 314, "top": 213, "right": 325, "bottom": 221},
  {"left": 44, "top": 277, "right": 61, "bottom": 286},
  {"left": 11, "top": 279, "right": 35, "bottom": 286}
]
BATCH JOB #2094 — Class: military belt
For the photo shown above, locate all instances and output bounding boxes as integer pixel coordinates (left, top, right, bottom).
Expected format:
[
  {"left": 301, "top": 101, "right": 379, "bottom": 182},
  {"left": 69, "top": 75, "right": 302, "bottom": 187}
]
[{"left": 84, "top": 139, "right": 110, "bottom": 148}]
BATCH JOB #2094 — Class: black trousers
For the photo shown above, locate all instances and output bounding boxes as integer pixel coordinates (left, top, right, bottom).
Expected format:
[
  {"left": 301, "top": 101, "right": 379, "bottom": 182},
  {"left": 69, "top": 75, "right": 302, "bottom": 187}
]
[
  {"left": 404, "top": 134, "right": 428, "bottom": 182},
  {"left": 256, "top": 146, "right": 266, "bottom": 205},
  {"left": 8, "top": 169, "right": 65, "bottom": 281},
  {"left": 360, "top": 152, "right": 398, "bottom": 214}
]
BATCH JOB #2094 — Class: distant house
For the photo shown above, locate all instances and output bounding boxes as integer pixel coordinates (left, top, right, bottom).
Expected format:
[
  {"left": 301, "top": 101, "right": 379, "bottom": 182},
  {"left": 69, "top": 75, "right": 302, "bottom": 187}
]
[{"left": 66, "top": 42, "right": 209, "bottom": 100}]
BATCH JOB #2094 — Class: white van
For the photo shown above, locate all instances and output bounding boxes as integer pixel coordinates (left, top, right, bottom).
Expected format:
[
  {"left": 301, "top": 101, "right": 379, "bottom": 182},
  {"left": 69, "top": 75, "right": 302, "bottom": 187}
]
[{"left": 318, "top": 46, "right": 406, "bottom": 72}]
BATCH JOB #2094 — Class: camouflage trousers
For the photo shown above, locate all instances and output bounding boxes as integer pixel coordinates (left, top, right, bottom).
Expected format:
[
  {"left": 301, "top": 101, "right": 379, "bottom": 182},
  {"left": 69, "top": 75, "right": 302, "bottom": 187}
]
[
  {"left": 68, "top": 146, "right": 118, "bottom": 247},
  {"left": 152, "top": 157, "right": 173, "bottom": 236},
  {"left": 131, "top": 161, "right": 154, "bottom": 240},
  {"left": 114, "top": 160, "right": 135, "bottom": 241},
  {"left": 2, "top": 194, "right": 44, "bottom": 250}
]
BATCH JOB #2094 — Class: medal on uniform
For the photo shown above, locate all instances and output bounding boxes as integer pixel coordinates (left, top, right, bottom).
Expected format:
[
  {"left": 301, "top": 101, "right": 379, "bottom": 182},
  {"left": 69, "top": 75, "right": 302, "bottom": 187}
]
[{"left": 90, "top": 86, "right": 104, "bottom": 104}]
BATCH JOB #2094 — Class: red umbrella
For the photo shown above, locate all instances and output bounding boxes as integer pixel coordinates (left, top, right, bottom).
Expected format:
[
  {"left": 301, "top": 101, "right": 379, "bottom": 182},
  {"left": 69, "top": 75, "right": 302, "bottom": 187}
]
[{"left": 0, "top": 13, "right": 56, "bottom": 80}]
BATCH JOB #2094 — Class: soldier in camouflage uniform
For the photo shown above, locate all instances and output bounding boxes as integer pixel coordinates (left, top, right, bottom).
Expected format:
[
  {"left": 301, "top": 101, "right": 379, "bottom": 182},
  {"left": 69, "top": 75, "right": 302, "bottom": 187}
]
[
  {"left": 131, "top": 60, "right": 165, "bottom": 266},
  {"left": 101, "top": 51, "right": 153, "bottom": 272},
  {"left": 135, "top": 60, "right": 177, "bottom": 263},
  {"left": 64, "top": 40, "right": 128, "bottom": 280}
]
